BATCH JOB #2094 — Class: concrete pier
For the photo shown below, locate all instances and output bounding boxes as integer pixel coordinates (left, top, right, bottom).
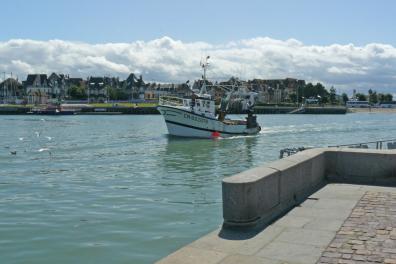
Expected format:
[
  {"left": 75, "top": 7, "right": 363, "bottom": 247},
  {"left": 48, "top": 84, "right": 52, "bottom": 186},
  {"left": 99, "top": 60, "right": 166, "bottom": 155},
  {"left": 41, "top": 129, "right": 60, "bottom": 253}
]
[
  {"left": 157, "top": 148, "right": 396, "bottom": 264},
  {"left": 222, "top": 148, "right": 396, "bottom": 228}
]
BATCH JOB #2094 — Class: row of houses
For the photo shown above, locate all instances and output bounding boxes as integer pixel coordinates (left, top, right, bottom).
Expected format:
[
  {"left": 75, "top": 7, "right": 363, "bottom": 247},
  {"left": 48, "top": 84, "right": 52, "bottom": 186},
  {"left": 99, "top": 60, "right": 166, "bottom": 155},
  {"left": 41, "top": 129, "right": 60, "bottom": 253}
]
[
  {"left": 248, "top": 78, "right": 306, "bottom": 104},
  {"left": 188, "top": 77, "right": 305, "bottom": 104},
  {"left": 0, "top": 72, "right": 304, "bottom": 104}
]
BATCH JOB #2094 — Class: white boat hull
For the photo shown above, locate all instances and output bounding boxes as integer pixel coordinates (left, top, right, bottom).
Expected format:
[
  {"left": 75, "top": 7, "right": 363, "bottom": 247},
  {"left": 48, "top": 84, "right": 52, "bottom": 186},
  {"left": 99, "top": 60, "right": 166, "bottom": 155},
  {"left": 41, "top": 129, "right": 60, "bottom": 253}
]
[{"left": 158, "top": 105, "right": 260, "bottom": 138}]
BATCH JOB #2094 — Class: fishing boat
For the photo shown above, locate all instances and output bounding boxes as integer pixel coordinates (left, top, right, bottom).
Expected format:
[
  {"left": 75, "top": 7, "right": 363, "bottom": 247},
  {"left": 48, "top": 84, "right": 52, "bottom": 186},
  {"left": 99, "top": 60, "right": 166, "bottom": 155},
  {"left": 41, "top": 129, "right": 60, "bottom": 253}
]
[{"left": 157, "top": 57, "right": 261, "bottom": 138}]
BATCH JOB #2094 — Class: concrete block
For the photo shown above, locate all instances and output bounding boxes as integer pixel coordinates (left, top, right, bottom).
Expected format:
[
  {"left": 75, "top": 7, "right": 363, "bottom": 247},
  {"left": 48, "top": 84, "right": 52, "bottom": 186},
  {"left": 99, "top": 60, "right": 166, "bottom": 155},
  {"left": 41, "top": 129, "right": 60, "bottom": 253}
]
[
  {"left": 324, "top": 149, "right": 338, "bottom": 180},
  {"left": 310, "top": 153, "right": 326, "bottom": 187},
  {"left": 287, "top": 206, "right": 352, "bottom": 221},
  {"left": 304, "top": 218, "right": 345, "bottom": 232},
  {"left": 313, "top": 184, "right": 366, "bottom": 200},
  {"left": 272, "top": 215, "right": 312, "bottom": 228},
  {"left": 188, "top": 229, "right": 241, "bottom": 254},
  {"left": 222, "top": 167, "right": 281, "bottom": 226},
  {"left": 274, "top": 228, "right": 335, "bottom": 247},
  {"left": 310, "top": 197, "right": 358, "bottom": 211},
  {"left": 235, "top": 225, "right": 285, "bottom": 255},
  {"left": 286, "top": 149, "right": 326, "bottom": 188},
  {"left": 335, "top": 150, "right": 396, "bottom": 185},
  {"left": 256, "top": 241, "right": 325, "bottom": 264},
  {"left": 219, "top": 254, "right": 281, "bottom": 264},
  {"left": 188, "top": 225, "right": 285, "bottom": 257},
  {"left": 269, "top": 158, "right": 313, "bottom": 204},
  {"left": 156, "top": 246, "right": 227, "bottom": 264},
  {"left": 287, "top": 148, "right": 325, "bottom": 162}
]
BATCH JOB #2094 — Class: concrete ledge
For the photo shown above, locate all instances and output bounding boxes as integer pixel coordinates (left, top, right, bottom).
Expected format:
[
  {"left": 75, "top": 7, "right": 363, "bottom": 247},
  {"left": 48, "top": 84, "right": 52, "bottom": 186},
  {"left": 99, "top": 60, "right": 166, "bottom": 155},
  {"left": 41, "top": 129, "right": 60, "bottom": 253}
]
[
  {"left": 222, "top": 167, "right": 280, "bottom": 226},
  {"left": 327, "top": 148, "right": 396, "bottom": 185},
  {"left": 222, "top": 148, "right": 396, "bottom": 228}
]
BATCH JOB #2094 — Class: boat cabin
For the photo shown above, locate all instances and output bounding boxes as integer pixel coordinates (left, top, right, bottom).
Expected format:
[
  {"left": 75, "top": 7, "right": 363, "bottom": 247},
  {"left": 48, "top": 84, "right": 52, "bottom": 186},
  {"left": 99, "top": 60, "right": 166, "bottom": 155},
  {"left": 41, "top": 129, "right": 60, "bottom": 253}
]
[{"left": 181, "top": 96, "right": 216, "bottom": 118}]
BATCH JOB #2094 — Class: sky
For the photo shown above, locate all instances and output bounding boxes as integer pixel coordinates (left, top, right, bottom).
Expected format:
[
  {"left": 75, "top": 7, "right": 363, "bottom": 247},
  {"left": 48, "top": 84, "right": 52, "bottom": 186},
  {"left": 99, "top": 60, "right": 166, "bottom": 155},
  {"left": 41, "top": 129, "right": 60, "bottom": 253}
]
[{"left": 1, "top": 0, "right": 396, "bottom": 94}]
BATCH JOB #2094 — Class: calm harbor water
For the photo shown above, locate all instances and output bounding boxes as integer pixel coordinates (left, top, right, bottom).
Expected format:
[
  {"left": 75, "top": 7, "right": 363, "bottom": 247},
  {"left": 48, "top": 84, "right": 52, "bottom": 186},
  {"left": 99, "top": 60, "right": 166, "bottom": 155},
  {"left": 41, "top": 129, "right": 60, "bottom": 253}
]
[{"left": 1, "top": 113, "right": 396, "bottom": 264}]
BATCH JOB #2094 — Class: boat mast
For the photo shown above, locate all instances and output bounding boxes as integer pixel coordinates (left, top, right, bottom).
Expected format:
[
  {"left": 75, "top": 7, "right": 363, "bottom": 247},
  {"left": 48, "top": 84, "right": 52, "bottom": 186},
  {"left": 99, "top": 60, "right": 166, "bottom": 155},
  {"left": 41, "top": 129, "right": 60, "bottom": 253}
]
[{"left": 199, "top": 56, "right": 210, "bottom": 95}]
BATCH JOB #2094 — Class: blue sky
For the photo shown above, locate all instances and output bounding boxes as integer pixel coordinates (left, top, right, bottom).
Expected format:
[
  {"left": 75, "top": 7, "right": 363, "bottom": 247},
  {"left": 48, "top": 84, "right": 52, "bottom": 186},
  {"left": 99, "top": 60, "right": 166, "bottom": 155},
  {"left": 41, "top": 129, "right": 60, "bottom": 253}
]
[
  {"left": 1, "top": 0, "right": 396, "bottom": 94},
  {"left": 2, "top": 0, "right": 396, "bottom": 45}
]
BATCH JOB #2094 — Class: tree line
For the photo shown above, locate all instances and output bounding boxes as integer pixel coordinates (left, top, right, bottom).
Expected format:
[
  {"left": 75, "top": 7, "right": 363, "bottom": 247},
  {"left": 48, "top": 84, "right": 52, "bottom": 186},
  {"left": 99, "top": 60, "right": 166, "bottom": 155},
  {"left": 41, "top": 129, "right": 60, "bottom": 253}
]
[
  {"left": 292, "top": 84, "right": 393, "bottom": 105},
  {"left": 353, "top": 89, "right": 393, "bottom": 104}
]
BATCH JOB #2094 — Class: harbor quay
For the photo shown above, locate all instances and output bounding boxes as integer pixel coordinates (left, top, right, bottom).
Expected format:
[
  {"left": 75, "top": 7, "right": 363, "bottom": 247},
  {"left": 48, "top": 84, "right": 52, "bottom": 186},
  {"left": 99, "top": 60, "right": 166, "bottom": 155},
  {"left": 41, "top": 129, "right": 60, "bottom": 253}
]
[
  {"left": 0, "top": 105, "right": 347, "bottom": 115},
  {"left": 157, "top": 148, "right": 396, "bottom": 264}
]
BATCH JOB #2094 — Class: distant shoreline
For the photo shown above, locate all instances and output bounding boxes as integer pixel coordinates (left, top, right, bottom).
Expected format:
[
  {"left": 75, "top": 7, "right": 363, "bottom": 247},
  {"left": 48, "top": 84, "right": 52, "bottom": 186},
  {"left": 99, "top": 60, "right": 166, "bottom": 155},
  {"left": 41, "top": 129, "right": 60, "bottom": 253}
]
[
  {"left": 0, "top": 105, "right": 347, "bottom": 115},
  {"left": 348, "top": 107, "right": 396, "bottom": 113}
]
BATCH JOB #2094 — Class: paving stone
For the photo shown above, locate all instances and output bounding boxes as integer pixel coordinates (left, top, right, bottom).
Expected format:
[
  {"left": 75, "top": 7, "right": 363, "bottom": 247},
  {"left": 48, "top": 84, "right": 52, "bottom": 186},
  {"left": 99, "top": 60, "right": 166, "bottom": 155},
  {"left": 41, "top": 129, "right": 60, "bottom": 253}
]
[
  {"left": 257, "top": 241, "right": 325, "bottom": 264},
  {"left": 355, "top": 249, "right": 370, "bottom": 255},
  {"left": 339, "top": 249, "right": 354, "bottom": 254},
  {"left": 318, "top": 256, "right": 337, "bottom": 264},
  {"left": 189, "top": 225, "right": 285, "bottom": 256},
  {"left": 218, "top": 254, "right": 281, "bottom": 264},
  {"left": 316, "top": 191, "right": 396, "bottom": 264},
  {"left": 306, "top": 218, "right": 345, "bottom": 232},
  {"left": 275, "top": 228, "right": 335, "bottom": 247},
  {"left": 341, "top": 254, "right": 351, "bottom": 259},
  {"left": 273, "top": 215, "right": 312, "bottom": 228},
  {"left": 352, "top": 254, "right": 366, "bottom": 261},
  {"left": 337, "top": 259, "right": 354, "bottom": 264},
  {"left": 383, "top": 248, "right": 396, "bottom": 254},
  {"left": 156, "top": 246, "right": 227, "bottom": 264},
  {"left": 351, "top": 245, "right": 365, "bottom": 250},
  {"left": 367, "top": 255, "right": 384, "bottom": 262}
]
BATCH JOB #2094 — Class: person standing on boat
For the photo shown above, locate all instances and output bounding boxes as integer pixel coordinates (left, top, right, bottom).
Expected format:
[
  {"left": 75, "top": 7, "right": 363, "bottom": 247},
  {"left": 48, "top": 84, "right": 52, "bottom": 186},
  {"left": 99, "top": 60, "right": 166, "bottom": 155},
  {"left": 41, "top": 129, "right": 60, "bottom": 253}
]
[{"left": 191, "top": 92, "right": 198, "bottom": 109}]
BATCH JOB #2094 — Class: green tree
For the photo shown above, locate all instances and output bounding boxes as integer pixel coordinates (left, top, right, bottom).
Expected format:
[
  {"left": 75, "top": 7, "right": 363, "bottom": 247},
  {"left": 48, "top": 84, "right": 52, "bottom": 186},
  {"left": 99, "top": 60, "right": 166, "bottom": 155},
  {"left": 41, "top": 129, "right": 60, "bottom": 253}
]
[
  {"left": 341, "top": 93, "right": 349, "bottom": 105},
  {"left": 289, "top": 93, "right": 297, "bottom": 104},
  {"left": 107, "top": 86, "right": 116, "bottom": 100},
  {"left": 107, "top": 86, "right": 129, "bottom": 100},
  {"left": 384, "top": 93, "right": 393, "bottom": 102},
  {"left": 329, "top": 86, "right": 336, "bottom": 104},
  {"left": 368, "top": 89, "right": 378, "bottom": 104},
  {"left": 355, "top": 93, "right": 367, "bottom": 101},
  {"left": 321, "top": 95, "right": 329, "bottom": 104},
  {"left": 68, "top": 85, "right": 87, "bottom": 99},
  {"left": 378, "top": 93, "right": 386, "bottom": 103},
  {"left": 299, "top": 82, "right": 330, "bottom": 103}
]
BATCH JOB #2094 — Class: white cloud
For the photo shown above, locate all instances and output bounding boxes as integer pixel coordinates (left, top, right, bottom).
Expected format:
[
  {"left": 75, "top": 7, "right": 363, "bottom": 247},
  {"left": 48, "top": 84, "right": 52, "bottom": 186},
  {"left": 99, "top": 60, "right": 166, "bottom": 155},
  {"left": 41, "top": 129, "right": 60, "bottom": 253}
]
[{"left": 0, "top": 37, "right": 396, "bottom": 93}]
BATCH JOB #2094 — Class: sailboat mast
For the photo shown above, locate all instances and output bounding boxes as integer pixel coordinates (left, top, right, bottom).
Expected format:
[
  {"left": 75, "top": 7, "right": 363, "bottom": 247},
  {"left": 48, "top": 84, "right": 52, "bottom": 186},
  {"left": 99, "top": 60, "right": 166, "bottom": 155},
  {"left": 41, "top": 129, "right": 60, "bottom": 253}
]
[{"left": 10, "top": 72, "right": 14, "bottom": 101}]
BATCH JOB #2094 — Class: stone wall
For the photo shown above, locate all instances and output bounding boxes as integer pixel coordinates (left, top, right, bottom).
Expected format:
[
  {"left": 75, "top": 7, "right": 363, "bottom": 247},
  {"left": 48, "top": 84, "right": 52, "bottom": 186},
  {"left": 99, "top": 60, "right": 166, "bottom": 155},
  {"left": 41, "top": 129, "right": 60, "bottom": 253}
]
[{"left": 222, "top": 148, "right": 396, "bottom": 228}]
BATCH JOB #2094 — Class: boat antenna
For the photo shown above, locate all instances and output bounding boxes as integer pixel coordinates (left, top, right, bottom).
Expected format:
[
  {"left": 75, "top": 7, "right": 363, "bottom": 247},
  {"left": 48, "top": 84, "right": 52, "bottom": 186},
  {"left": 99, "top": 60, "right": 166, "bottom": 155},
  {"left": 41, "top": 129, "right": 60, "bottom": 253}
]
[
  {"left": 199, "top": 56, "right": 210, "bottom": 95},
  {"left": 202, "top": 56, "right": 210, "bottom": 81}
]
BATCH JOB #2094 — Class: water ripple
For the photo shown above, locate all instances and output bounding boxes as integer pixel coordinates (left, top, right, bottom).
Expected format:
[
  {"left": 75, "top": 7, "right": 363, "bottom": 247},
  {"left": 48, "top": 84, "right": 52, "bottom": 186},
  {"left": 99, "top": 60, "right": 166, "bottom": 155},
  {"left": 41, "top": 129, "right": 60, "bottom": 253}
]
[{"left": 1, "top": 113, "right": 396, "bottom": 263}]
